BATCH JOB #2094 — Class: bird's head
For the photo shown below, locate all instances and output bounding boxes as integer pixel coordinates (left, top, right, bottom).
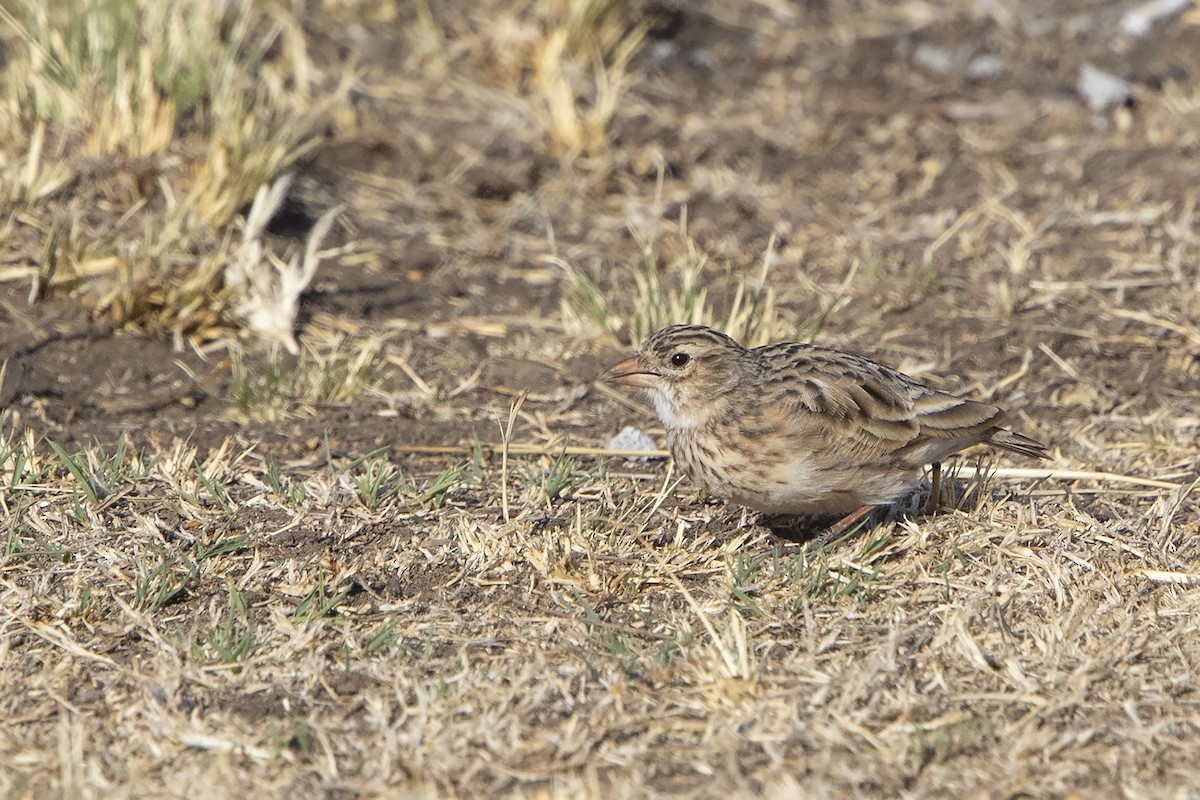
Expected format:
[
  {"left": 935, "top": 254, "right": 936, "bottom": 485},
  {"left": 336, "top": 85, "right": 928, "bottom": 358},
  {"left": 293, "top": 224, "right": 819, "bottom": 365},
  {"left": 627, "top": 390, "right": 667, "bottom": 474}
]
[{"left": 600, "top": 324, "right": 749, "bottom": 428}]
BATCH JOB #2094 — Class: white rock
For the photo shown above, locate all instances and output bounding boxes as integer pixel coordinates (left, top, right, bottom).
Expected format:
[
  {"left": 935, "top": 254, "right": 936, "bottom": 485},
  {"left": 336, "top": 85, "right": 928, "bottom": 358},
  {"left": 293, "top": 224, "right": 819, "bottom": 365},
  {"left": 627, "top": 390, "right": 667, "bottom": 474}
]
[
  {"left": 1121, "top": 0, "right": 1191, "bottom": 37},
  {"left": 912, "top": 44, "right": 952, "bottom": 74},
  {"left": 1078, "top": 63, "right": 1133, "bottom": 112},
  {"left": 607, "top": 426, "right": 660, "bottom": 461},
  {"left": 967, "top": 55, "right": 1004, "bottom": 79}
]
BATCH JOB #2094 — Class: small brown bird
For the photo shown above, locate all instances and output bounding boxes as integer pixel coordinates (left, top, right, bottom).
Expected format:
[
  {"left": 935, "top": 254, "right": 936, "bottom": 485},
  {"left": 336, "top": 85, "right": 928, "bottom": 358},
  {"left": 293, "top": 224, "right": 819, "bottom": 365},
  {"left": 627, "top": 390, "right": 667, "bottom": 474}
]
[{"left": 601, "top": 324, "right": 1048, "bottom": 534}]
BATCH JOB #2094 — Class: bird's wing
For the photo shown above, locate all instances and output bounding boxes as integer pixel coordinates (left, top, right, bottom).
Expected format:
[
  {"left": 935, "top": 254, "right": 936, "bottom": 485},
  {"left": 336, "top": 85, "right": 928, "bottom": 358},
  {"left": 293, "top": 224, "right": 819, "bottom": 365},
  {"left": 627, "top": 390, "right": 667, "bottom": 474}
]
[{"left": 756, "top": 343, "right": 1005, "bottom": 465}]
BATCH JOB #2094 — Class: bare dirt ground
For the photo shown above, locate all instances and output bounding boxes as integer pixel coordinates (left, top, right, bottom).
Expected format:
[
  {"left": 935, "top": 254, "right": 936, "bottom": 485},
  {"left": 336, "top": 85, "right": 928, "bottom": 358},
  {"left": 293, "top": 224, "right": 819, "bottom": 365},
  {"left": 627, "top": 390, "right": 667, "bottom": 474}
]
[{"left": 2, "top": 1, "right": 1200, "bottom": 797}]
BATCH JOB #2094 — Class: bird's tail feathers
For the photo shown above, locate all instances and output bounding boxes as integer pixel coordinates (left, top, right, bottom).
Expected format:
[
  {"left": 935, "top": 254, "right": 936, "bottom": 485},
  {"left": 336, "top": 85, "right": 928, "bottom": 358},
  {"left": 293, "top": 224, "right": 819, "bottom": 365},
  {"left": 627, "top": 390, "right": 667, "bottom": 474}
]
[{"left": 988, "top": 428, "right": 1050, "bottom": 460}]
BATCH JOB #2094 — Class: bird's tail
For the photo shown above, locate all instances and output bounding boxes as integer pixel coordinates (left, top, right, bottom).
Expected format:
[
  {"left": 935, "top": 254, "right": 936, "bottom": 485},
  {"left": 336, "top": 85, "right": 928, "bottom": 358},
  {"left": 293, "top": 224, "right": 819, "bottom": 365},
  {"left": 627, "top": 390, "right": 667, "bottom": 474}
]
[{"left": 988, "top": 428, "right": 1050, "bottom": 460}]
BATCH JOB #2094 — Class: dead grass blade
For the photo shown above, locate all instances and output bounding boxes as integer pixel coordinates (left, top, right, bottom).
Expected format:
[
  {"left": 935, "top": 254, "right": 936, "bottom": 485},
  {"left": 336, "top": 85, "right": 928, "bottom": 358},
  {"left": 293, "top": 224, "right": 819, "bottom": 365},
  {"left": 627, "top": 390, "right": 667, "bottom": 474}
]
[
  {"left": 990, "top": 467, "right": 1183, "bottom": 490},
  {"left": 392, "top": 442, "right": 669, "bottom": 459},
  {"left": 500, "top": 391, "right": 528, "bottom": 523}
]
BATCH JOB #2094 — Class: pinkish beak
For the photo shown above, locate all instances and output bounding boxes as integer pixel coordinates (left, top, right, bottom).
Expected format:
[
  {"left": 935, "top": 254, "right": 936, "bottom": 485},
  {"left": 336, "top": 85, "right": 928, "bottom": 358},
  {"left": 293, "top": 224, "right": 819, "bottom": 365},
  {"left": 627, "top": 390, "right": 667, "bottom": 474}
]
[{"left": 600, "top": 356, "right": 659, "bottom": 389}]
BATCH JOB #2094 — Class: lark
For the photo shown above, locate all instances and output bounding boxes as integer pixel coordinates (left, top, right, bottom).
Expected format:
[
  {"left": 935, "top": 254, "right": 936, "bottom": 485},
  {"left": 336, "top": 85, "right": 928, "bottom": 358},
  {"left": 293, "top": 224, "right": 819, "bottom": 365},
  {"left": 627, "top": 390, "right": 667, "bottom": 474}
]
[{"left": 601, "top": 324, "right": 1048, "bottom": 536}]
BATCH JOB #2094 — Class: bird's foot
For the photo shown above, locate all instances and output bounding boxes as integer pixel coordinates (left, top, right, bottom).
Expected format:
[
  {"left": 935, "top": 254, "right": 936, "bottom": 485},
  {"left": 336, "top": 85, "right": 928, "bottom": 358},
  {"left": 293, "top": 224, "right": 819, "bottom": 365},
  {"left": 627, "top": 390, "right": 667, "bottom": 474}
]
[{"left": 809, "top": 504, "right": 878, "bottom": 549}]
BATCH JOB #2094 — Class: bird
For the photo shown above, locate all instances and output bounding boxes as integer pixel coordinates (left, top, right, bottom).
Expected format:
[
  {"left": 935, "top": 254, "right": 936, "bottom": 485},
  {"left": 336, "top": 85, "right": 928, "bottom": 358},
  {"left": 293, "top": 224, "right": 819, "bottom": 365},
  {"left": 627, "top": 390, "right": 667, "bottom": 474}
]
[{"left": 600, "top": 324, "right": 1049, "bottom": 537}]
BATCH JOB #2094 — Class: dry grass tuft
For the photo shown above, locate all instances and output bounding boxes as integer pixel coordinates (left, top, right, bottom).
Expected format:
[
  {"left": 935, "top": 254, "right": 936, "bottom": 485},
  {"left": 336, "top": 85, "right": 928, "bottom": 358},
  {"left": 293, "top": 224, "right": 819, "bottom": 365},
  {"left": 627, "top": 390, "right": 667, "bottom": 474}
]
[
  {"left": 466, "top": 0, "right": 648, "bottom": 157},
  {"left": 224, "top": 175, "right": 344, "bottom": 353},
  {"left": 558, "top": 218, "right": 811, "bottom": 348},
  {"left": 0, "top": 0, "right": 348, "bottom": 341}
]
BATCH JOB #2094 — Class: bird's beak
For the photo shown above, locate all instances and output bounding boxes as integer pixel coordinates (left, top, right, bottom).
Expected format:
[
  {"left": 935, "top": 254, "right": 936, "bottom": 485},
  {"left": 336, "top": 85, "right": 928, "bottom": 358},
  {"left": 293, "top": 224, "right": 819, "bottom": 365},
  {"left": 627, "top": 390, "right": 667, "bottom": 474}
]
[{"left": 600, "top": 356, "right": 659, "bottom": 388}]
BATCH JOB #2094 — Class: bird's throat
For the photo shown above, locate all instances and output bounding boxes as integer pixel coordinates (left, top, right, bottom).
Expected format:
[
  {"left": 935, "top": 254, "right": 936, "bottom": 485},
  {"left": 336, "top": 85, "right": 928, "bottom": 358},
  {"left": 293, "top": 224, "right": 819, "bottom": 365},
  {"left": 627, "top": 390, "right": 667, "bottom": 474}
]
[{"left": 646, "top": 386, "right": 720, "bottom": 430}]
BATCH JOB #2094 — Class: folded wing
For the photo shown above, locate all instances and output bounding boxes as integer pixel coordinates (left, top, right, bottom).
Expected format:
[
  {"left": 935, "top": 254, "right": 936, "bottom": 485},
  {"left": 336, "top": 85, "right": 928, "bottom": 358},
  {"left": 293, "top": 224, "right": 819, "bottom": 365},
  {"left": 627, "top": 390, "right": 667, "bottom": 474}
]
[{"left": 757, "top": 343, "right": 1046, "bottom": 467}]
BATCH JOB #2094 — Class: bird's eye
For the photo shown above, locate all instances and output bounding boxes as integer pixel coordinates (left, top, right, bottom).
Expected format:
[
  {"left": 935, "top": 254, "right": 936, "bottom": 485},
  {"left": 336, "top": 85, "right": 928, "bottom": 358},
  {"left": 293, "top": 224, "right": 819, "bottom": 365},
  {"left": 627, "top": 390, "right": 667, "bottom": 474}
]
[{"left": 670, "top": 352, "right": 691, "bottom": 367}]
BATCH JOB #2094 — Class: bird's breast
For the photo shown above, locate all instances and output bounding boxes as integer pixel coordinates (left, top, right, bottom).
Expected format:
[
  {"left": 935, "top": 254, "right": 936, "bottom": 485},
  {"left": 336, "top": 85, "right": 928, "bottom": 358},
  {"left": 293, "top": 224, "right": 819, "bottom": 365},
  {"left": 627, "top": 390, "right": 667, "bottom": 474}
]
[{"left": 666, "top": 425, "right": 920, "bottom": 514}]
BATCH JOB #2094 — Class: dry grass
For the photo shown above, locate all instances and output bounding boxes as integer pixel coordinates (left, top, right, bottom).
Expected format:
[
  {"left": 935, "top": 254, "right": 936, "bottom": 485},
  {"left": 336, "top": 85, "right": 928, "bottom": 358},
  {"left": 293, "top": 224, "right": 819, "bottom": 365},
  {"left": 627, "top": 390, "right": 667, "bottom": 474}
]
[
  {"left": 0, "top": 0, "right": 347, "bottom": 340},
  {"left": 0, "top": 0, "right": 648, "bottom": 346},
  {"left": 1, "top": 407, "right": 1197, "bottom": 797},
  {"left": 557, "top": 221, "right": 797, "bottom": 348},
  {"left": 3, "top": 0, "right": 1200, "bottom": 797},
  {"left": 461, "top": 0, "right": 647, "bottom": 158}
]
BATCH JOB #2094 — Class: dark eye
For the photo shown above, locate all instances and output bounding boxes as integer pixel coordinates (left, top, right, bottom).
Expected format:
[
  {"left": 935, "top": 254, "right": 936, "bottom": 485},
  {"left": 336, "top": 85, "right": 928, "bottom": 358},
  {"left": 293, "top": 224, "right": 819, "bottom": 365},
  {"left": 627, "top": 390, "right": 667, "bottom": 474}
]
[{"left": 670, "top": 352, "right": 691, "bottom": 367}]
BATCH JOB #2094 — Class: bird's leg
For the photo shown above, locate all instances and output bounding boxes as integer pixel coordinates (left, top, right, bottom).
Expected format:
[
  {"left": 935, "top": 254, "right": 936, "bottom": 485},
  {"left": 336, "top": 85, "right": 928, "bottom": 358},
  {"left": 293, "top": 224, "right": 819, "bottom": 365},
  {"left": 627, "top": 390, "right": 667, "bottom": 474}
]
[
  {"left": 926, "top": 461, "right": 942, "bottom": 514},
  {"left": 812, "top": 504, "right": 876, "bottom": 548}
]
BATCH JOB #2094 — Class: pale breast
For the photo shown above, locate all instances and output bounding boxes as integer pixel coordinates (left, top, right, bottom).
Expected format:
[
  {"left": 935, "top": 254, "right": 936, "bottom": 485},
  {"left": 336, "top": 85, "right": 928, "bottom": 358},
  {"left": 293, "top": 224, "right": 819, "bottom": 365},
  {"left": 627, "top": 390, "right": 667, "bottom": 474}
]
[
  {"left": 667, "top": 426, "right": 921, "bottom": 515},
  {"left": 754, "top": 456, "right": 920, "bottom": 514}
]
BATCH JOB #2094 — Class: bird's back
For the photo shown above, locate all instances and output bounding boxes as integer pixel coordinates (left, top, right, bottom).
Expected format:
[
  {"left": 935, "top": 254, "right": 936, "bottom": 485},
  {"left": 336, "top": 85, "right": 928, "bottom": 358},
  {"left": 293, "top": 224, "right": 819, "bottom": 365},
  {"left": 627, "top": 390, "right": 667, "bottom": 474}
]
[{"left": 750, "top": 342, "right": 1047, "bottom": 469}]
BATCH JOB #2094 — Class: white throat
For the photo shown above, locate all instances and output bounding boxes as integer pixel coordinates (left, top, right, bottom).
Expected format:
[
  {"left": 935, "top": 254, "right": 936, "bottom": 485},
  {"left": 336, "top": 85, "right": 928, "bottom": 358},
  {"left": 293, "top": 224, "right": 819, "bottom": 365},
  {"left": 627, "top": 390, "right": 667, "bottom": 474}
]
[{"left": 645, "top": 386, "right": 708, "bottom": 429}]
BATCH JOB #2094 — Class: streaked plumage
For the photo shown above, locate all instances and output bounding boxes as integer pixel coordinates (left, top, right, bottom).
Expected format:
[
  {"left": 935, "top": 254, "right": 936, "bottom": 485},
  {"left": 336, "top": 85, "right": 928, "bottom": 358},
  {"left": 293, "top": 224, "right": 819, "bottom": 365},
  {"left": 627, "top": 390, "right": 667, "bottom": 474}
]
[{"left": 601, "top": 324, "right": 1048, "bottom": 518}]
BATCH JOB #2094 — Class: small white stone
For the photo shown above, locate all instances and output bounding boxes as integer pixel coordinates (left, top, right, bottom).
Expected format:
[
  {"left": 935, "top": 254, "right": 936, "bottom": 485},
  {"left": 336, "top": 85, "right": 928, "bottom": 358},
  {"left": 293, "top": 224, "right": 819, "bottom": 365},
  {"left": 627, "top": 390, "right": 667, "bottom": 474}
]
[
  {"left": 651, "top": 40, "right": 679, "bottom": 61},
  {"left": 912, "top": 44, "right": 952, "bottom": 74},
  {"left": 967, "top": 55, "right": 1004, "bottom": 79},
  {"left": 1078, "top": 63, "right": 1133, "bottom": 112},
  {"left": 607, "top": 426, "right": 659, "bottom": 461},
  {"left": 1121, "top": 0, "right": 1191, "bottom": 37}
]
